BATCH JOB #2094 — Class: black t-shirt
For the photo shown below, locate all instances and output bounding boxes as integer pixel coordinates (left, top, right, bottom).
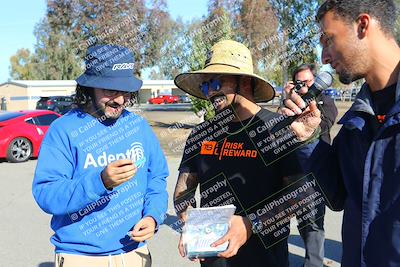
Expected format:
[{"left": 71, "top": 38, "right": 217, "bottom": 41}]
[
  {"left": 180, "top": 108, "right": 302, "bottom": 210},
  {"left": 179, "top": 108, "right": 307, "bottom": 267},
  {"left": 371, "top": 83, "right": 397, "bottom": 124}
]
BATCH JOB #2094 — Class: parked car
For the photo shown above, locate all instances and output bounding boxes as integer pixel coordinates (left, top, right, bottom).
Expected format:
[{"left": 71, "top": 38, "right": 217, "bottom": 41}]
[
  {"left": 147, "top": 96, "right": 164, "bottom": 104},
  {"left": 148, "top": 95, "right": 179, "bottom": 104},
  {"left": 323, "top": 89, "right": 341, "bottom": 100},
  {"left": 0, "top": 110, "right": 60, "bottom": 163},
  {"left": 36, "top": 96, "right": 75, "bottom": 114},
  {"left": 178, "top": 95, "right": 191, "bottom": 103}
]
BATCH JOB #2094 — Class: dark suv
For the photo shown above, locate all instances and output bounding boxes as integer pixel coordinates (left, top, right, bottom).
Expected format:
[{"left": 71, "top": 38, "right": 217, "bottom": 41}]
[{"left": 36, "top": 96, "right": 76, "bottom": 114}]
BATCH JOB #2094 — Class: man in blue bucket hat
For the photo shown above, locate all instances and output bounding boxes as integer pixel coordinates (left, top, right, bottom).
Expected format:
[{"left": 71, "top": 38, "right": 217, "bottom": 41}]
[{"left": 32, "top": 44, "right": 169, "bottom": 267}]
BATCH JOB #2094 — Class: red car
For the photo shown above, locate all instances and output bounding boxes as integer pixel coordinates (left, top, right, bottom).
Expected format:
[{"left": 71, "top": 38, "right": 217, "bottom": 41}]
[
  {"left": 148, "top": 95, "right": 179, "bottom": 104},
  {"left": 0, "top": 110, "right": 61, "bottom": 163}
]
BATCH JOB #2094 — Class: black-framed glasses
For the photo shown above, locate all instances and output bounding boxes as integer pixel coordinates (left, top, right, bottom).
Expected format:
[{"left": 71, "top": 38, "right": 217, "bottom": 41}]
[
  {"left": 200, "top": 79, "right": 222, "bottom": 96},
  {"left": 102, "top": 89, "right": 129, "bottom": 97}
]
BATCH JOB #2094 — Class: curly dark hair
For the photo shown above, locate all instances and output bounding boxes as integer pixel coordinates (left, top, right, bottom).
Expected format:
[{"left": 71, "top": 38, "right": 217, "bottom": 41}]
[
  {"left": 73, "top": 85, "right": 94, "bottom": 110},
  {"left": 316, "top": 0, "right": 397, "bottom": 38},
  {"left": 73, "top": 84, "right": 139, "bottom": 111}
]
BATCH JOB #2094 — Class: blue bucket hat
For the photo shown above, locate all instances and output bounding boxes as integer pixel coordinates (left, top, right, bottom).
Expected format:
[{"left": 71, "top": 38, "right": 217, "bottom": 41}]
[{"left": 76, "top": 45, "right": 143, "bottom": 92}]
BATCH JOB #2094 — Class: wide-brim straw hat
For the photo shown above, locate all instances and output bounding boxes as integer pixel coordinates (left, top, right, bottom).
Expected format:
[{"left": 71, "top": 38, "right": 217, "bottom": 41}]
[{"left": 174, "top": 40, "right": 275, "bottom": 102}]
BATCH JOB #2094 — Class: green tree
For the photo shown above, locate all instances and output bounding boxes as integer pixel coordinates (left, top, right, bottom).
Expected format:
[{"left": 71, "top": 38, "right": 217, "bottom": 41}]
[
  {"left": 70, "top": 0, "right": 173, "bottom": 77},
  {"left": 268, "top": 0, "right": 320, "bottom": 84},
  {"left": 9, "top": 49, "right": 37, "bottom": 80},
  {"left": 9, "top": 17, "right": 82, "bottom": 80},
  {"left": 10, "top": 0, "right": 176, "bottom": 79},
  {"left": 235, "top": 0, "right": 279, "bottom": 77},
  {"left": 186, "top": 1, "right": 235, "bottom": 121},
  {"left": 153, "top": 17, "right": 189, "bottom": 79},
  {"left": 9, "top": 0, "right": 82, "bottom": 80},
  {"left": 32, "top": 18, "right": 83, "bottom": 80}
]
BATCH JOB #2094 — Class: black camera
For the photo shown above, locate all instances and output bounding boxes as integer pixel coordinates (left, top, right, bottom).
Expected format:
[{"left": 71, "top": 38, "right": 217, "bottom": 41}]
[{"left": 293, "top": 80, "right": 306, "bottom": 92}]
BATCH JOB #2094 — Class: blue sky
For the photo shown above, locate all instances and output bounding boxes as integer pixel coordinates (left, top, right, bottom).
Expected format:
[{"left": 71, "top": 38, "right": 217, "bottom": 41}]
[{"left": 0, "top": 0, "right": 208, "bottom": 83}]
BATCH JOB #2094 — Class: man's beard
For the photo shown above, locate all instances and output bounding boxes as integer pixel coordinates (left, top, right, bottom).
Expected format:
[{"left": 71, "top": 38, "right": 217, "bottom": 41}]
[
  {"left": 209, "top": 94, "right": 243, "bottom": 125},
  {"left": 210, "top": 95, "right": 228, "bottom": 113},
  {"left": 95, "top": 100, "right": 124, "bottom": 120},
  {"left": 337, "top": 39, "right": 367, "bottom": 85},
  {"left": 338, "top": 69, "right": 364, "bottom": 85}
]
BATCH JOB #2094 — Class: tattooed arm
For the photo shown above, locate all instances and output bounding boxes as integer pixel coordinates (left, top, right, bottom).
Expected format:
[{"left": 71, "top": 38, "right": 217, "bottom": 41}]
[{"left": 173, "top": 171, "right": 199, "bottom": 220}]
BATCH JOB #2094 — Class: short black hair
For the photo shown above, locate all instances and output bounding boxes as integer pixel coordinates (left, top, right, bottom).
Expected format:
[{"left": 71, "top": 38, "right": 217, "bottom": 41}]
[
  {"left": 292, "top": 64, "right": 316, "bottom": 82},
  {"left": 316, "top": 0, "right": 397, "bottom": 38}
]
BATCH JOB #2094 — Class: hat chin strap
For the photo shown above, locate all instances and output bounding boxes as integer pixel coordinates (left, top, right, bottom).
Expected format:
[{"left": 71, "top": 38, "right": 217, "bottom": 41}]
[
  {"left": 229, "top": 77, "right": 241, "bottom": 119},
  {"left": 233, "top": 75, "right": 242, "bottom": 108},
  {"left": 235, "top": 76, "right": 241, "bottom": 95}
]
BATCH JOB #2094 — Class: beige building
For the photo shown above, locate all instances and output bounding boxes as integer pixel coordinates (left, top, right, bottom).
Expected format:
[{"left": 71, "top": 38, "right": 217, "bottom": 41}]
[{"left": 0, "top": 80, "right": 183, "bottom": 111}]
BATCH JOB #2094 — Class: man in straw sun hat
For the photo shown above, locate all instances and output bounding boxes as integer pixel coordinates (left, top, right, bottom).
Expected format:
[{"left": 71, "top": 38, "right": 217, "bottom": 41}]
[
  {"left": 32, "top": 44, "right": 168, "bottom": 267},
  {"left": 173, "top": 40, "right": 313, "bottom": 267}
]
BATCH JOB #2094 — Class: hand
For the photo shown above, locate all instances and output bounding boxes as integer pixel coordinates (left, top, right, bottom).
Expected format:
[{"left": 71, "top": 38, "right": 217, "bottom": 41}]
[
  {"left": 178, "top": 211, "right": 206, "bottom": 262},
  {"left": 178, "top": 233, "right": 205, "bottom": 262},
  {"left": 129, "top": 217, "right": 157, "bottom": 242},
  {"left": 177, "top": 212, "right": 196, "bottom": 259},
  {"left": 277, "top": 82, "right": 294, "bottom": 114},
  {"left": 280, "top": 88, "right": 321, "bottom": 141},
  {"left": 101, "top": 159, "right": 137, "bottom": 189},
  {"left": 283, "top": 81, "right": 295, "bottom": 96},
  {"left": 211, "top": 215, "right": 252, "bottom": 258},
  {"left": 177, "top": 208, "right": 190, "bottom": 222},
  {"left": 178, "top": 233, "right": 186, "bottom": 257},
  {"left": 177, "top": 211, "right": 187, "bottom": 258}
]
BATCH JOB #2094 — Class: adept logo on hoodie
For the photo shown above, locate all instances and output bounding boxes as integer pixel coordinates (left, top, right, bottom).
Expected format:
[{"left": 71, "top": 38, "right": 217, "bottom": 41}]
[
  {"left": 130, "top": 142, "right": 146, "bottom": 168},
  {"left": 83, "top": 142, "right": 146, "bottom": 169}
]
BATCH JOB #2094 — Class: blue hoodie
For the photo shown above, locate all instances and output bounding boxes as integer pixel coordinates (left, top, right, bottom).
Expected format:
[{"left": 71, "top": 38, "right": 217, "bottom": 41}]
[{"left": 32, "top": 109, "right": 168, "bottom": 255}]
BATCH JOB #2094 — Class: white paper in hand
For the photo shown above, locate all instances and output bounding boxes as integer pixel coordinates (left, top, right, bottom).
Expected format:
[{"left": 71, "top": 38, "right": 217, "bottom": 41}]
[{"left": 183, "top": 205, "right": 236, "bottom": 259}]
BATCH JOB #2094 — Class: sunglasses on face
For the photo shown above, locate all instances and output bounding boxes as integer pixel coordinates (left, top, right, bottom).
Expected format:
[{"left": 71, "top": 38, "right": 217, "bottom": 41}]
[{"left": 200, "top": 79, "right": 222, "bottom": 96}]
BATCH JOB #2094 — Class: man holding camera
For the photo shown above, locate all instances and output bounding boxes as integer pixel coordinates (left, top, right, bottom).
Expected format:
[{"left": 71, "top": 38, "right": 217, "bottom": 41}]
[{"left": 284, "top": 64, "right": 338, "bottom": 145}]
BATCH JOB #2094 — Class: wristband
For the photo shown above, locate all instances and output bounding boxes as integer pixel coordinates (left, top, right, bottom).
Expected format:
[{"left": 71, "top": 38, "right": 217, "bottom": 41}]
[{"left": 249, "top": 216, "right": 264, "bottom": 234}]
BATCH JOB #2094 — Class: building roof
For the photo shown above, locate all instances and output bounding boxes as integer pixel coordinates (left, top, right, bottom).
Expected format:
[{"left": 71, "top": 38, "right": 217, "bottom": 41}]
[
  {"left": 0, "top": 80, "right": 176, "bottom": 88},
  {"left": 0, "top": 80, "right": 77, "bottom": 88},
  {"left": 143, "top": 80, "right": 175, "bottom": 86}
]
